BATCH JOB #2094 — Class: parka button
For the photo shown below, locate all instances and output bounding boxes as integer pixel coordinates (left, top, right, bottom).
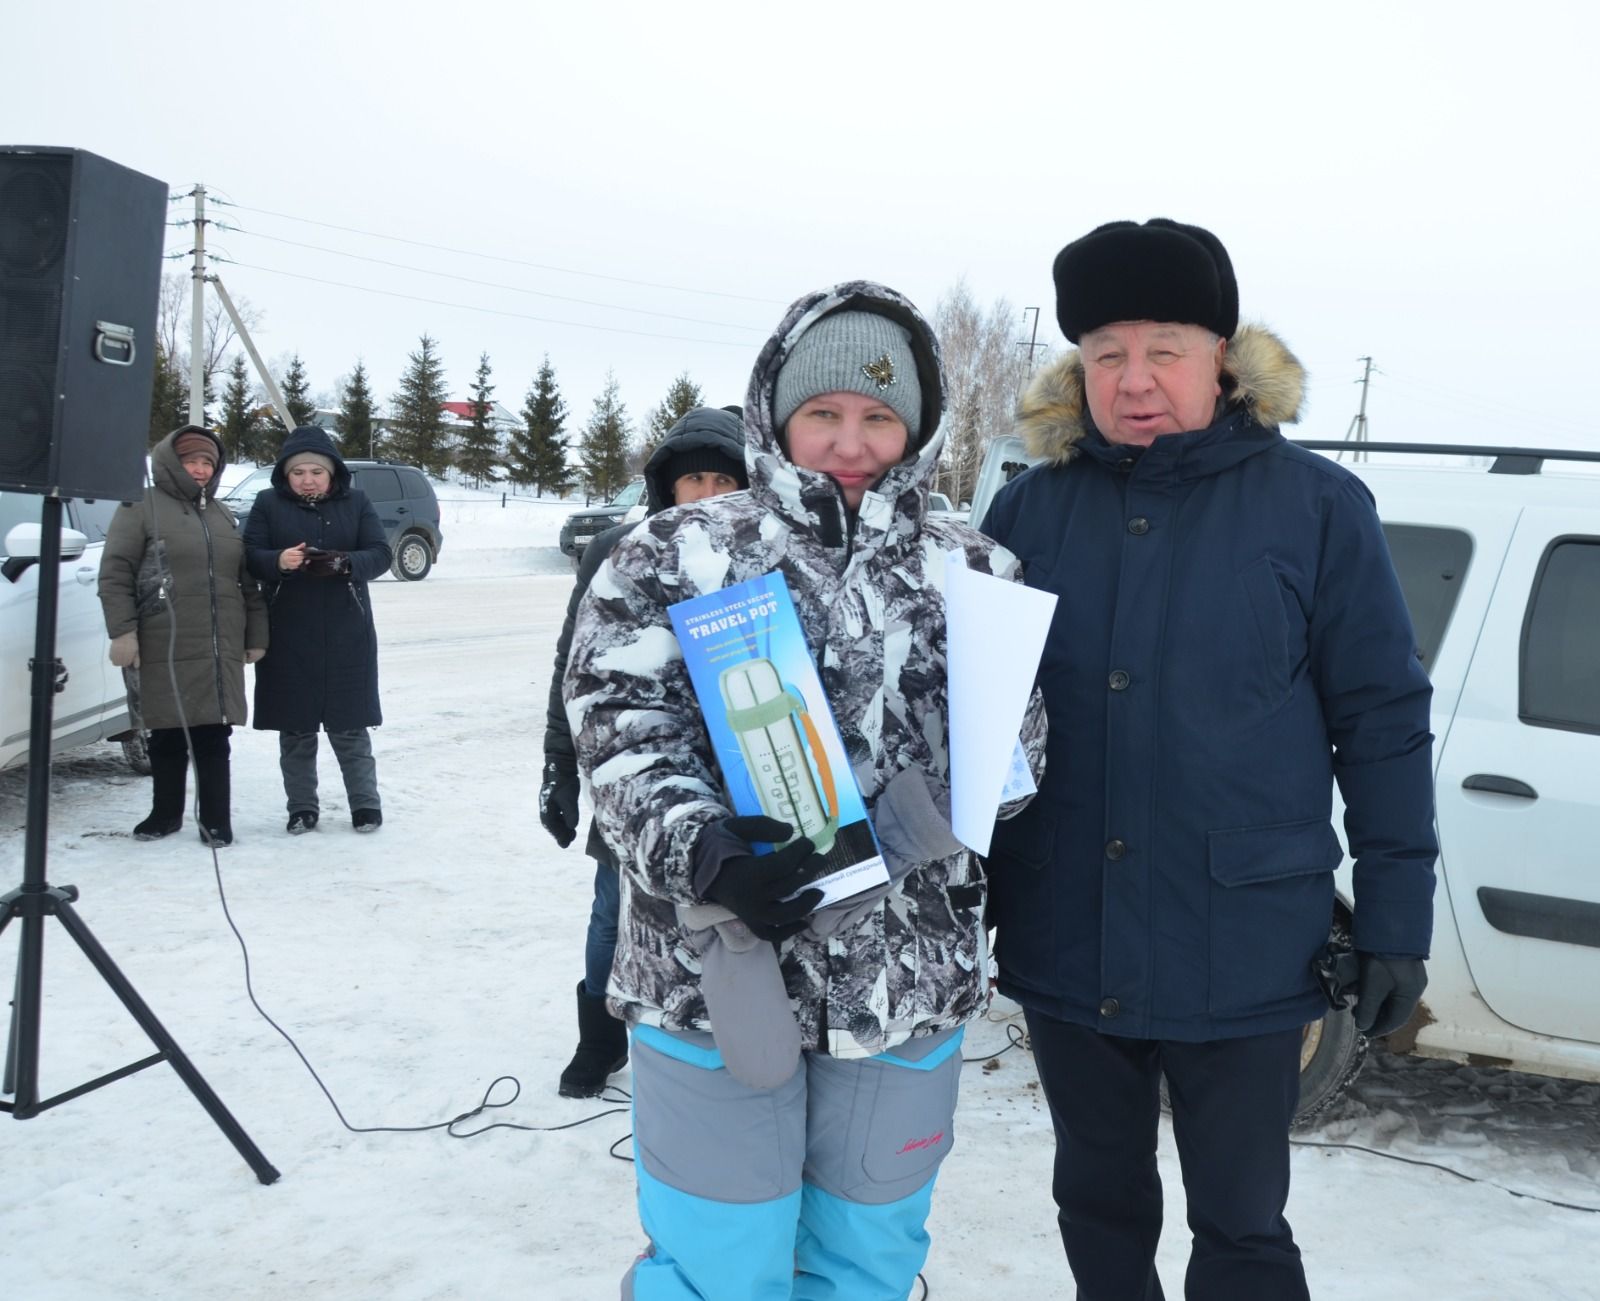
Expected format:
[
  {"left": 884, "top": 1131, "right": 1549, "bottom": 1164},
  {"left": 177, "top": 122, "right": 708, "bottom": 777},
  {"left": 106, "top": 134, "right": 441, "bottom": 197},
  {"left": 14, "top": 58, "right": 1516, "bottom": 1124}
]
[
  {"left": 1105, "top": 839, "right": 1127, "bottom": 860},
  {"left": 1099, "top": 997, "right": 1121, "bottom": 1018},
  {"left": 1128, "top": 517, "right": 1150, "bottom": 535},
  {"left": 1108, "top": 670, "right": 1130, "bottom": 691}
]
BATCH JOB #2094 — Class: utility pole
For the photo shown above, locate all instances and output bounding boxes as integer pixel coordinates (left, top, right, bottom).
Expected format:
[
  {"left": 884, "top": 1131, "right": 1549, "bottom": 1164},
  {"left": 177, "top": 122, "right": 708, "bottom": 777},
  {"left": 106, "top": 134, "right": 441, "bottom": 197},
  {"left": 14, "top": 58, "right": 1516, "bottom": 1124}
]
[
  {"left": 175, "top": 182, "right": 293, "bottom": 447},
  {"left": 1017, "top": 307, "right": 1046, "bottom": 390},
  {"left": 188, "top": 185, "right": 207, "bottom": 426},
  {"left": 1342, "top": 356, "right": 1374, "bottom": 463}
]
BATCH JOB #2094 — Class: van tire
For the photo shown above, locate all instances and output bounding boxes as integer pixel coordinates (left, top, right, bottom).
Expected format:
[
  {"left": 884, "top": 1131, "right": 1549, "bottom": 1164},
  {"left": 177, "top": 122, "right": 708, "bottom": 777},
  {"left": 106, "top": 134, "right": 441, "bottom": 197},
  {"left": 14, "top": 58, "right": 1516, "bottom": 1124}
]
[
  {"left": 392, "top": 534, "right": 433, "bottom": 581},
  {"left": 1291, "top": 915, "right": 1368, "bottom": 1128},
  {"left": 121, "top": 730, "right": 152, "bottom": 776}
]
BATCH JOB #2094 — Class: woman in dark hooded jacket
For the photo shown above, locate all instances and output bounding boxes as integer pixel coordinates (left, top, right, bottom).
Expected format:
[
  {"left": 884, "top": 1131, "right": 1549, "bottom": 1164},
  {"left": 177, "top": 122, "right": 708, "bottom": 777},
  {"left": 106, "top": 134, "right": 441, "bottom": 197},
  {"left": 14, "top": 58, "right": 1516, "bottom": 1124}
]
[
  {"left": 99, "top": 425, "right": 268, "bottom": 846},
  {"left": 243, "top": 426, "right": 391, "bottom": 833}
]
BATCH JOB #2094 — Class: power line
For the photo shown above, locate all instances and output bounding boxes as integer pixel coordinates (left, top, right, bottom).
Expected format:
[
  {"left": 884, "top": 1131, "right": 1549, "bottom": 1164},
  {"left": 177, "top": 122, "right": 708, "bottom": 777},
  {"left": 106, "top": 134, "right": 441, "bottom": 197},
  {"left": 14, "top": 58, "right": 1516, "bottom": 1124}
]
[
  {"left": 221, "top": 226, "right": 764, "bottom": 332},
  {"left": 1377, "top": 369, "right": 1593, "bottom": 436},
  {"left": 210, "top": 257, "right": 757, "bottom": 348},
  {"left": 1300, "top": 365, "right": 1591, "bottom": 441},
  {"left": 211, "top": 199, "right": 788, "bottom": 306}
]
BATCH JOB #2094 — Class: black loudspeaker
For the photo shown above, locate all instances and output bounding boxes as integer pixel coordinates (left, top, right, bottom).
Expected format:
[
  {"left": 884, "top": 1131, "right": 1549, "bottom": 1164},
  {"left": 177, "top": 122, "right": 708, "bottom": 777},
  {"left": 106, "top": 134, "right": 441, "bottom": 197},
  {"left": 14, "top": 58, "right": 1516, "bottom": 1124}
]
[{"left": 0, "top": 146, "right": 167, "bottom": 501}]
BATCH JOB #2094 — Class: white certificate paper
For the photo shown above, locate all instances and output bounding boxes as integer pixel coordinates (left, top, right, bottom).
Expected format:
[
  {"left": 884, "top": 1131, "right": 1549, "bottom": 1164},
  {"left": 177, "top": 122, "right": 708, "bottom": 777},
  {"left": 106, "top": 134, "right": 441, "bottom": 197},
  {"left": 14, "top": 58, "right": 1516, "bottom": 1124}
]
[{"left": 945, "top": 552, "right": 1057, "bottom": 855}]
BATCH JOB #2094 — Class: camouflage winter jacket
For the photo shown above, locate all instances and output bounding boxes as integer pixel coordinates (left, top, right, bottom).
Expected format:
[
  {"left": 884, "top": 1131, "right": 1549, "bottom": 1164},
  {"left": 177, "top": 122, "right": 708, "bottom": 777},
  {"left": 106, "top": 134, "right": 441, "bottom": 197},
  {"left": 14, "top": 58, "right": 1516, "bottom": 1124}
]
[{"left": 565, "top": 282, "right": 1048, "bottom": 1057}]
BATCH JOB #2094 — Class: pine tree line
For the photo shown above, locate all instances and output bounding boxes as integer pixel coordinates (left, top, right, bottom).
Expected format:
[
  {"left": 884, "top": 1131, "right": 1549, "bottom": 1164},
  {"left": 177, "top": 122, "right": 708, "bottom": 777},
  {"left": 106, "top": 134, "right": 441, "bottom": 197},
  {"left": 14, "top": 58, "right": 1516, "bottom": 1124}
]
[{"left": 150, "top": 287, "right": 725, "bottom": 501}]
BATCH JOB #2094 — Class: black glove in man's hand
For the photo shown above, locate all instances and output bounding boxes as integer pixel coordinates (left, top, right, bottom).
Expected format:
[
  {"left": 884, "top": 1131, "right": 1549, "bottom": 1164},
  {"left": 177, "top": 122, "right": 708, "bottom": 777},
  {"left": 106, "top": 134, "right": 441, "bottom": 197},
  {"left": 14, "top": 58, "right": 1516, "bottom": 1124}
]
[
  {"left": 1351, "top": 953, "right": 1428, "bottom": 1039},
  {"left": 696, "top": 815, "right": 826, "bottom": 943},
  {"left": 303, "top": 548, "right": 352, "bottom": 578},
  {"left": 539, "top": 758, "right": 581, "bottom": 848}
]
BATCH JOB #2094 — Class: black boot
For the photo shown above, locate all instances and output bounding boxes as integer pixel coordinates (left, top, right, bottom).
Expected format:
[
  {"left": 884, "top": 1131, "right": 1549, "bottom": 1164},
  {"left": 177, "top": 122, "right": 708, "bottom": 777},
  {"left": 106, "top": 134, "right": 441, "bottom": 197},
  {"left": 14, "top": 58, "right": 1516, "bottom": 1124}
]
[
  {"left": 134, "top": 731, "right": 187, "bottom": 840},
  {"left": 192, "top": 727, "right": 233, "bottom": 847},
  {"left": 558, "top": 979, "right": 628, "bottom": 1097}
]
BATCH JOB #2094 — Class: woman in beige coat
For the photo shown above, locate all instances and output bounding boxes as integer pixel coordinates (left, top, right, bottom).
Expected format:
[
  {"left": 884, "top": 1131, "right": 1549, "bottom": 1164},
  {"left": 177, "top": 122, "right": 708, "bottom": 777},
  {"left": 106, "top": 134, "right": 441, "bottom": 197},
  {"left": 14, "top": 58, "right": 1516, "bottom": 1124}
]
[{"left": 98, "top": 426, "right": 267, "bottom": 845}]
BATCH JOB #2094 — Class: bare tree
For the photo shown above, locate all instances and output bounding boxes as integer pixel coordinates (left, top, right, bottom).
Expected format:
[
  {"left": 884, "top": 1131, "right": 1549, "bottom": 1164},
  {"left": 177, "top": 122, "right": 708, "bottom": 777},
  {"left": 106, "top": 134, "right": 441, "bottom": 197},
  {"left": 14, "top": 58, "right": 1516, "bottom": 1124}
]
[
  {"left": 154, "top": 271, "right": 265, "bottom": 421},
  {"left": 933, "top": 279, "right": 1047, "bottom": 507}
]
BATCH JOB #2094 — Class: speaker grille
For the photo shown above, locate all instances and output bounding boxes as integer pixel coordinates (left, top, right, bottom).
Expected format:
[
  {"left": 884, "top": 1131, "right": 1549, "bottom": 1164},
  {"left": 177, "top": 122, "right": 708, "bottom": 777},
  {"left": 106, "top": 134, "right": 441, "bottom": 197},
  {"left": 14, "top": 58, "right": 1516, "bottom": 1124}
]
[
  {"left": 0, "top": 161, "right": 70, "bottom": 276},
  {"left": 0, "top": 154, "right": 71, "bottom": 487}
]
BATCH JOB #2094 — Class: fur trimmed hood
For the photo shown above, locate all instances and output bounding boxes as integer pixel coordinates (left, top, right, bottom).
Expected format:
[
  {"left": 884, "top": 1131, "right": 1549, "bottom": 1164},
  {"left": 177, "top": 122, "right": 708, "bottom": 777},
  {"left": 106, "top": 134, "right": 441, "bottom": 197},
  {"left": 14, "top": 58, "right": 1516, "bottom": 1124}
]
[{"left": 1016, "top": 323, "right": 1306, "bottom": 466}]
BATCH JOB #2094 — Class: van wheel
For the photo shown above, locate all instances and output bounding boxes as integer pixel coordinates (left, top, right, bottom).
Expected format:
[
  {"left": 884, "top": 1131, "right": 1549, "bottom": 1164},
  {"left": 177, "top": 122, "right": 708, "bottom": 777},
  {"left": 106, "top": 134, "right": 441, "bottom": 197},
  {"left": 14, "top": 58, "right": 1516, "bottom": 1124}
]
[
  {"left": 1291, "top": 916, "right": 1368, "bottom": 1128},
  {"left": 392, "top": 534, "right": 433, "bottom": 581},
  {"left": 1157, "top": 916, "right": 1367, "bottom": 1129},
  {"left": 121, "top": 730, "right": 152, "bottom": 776},
  {"left": 1293, "top": 996, "right": 1367, "bottom": 1128}
]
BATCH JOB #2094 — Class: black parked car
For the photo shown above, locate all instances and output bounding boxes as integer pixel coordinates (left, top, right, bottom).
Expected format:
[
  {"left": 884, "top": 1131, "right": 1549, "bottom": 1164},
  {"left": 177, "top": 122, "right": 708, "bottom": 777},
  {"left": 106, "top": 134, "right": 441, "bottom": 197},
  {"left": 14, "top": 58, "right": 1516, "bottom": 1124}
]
[
  {"left": 224, "top": 459, "right": 443, "bottom": 581},
  {"left": 558, "top": 479, "right": 646, "bottom": 561}
]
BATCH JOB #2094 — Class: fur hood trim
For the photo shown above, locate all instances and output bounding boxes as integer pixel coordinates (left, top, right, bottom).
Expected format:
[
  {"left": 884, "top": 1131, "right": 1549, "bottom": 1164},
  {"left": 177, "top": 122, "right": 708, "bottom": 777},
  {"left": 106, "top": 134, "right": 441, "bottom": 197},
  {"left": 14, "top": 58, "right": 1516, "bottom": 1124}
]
[{"left": 1016, "top": 323, "right": 1306, "bottom": 466}]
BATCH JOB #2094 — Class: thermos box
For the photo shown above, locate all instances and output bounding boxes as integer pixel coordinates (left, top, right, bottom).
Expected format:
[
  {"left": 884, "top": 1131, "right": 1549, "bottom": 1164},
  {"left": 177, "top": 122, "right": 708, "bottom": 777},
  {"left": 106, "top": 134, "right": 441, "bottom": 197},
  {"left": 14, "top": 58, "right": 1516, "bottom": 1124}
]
[{"left": 669, "top": 572, "right": 889, "bottom": 906}]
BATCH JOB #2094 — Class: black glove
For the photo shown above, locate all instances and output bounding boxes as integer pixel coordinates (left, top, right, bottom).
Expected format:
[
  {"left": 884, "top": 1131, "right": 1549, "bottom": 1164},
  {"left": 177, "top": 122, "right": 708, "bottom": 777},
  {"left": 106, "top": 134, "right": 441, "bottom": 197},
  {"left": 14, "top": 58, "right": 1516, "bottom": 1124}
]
[
  {"left": 539, "top": 757, "right": 580, "bottom": 849},
  {"left": 695, "top": 815, "right": 826, "bottom": 943},
  {"left": 1351, "top": 953, "right": 1428, "bottom": 1039},
  {"left": 303, "top": 547, "right": 352, "bottom": 578}
]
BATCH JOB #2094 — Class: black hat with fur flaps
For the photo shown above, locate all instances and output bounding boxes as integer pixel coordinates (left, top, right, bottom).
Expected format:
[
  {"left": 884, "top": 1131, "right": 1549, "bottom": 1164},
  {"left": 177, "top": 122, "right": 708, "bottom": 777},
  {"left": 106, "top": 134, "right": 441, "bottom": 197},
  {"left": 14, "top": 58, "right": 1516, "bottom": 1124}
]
[{"left": 1053, "top": 218, "right": 1239, "bottom": 344}]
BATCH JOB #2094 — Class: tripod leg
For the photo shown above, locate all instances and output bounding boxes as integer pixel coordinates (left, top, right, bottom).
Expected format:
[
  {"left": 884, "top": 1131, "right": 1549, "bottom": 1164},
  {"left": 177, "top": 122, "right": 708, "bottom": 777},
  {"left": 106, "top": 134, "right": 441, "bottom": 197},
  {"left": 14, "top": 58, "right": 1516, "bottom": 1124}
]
[
  {"left": 2, "top": 907, "right": 46, "bottom": 1113},
  {"left": 52, "top": 898, "right": 280, "bottom": 1184},
  {"left": 4, "top": 953, "right": 20, "bottom": 1094}
]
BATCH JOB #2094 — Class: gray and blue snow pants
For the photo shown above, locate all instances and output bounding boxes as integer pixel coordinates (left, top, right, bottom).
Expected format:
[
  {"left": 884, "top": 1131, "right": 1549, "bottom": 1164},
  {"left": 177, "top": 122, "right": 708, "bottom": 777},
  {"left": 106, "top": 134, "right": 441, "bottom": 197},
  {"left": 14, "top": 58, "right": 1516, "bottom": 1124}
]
[{"left": 623, "top": 1022, "right": 965, "bottom": 1300}]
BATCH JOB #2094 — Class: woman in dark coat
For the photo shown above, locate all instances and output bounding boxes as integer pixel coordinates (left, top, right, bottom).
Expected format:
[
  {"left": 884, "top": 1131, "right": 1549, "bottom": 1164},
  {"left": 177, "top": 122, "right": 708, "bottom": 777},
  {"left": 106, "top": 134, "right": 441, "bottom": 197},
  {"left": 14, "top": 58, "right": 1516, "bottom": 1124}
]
[
  {"left": 243, "top": 426, "right": 391, "bottom": 833},
  {"left": 98, "top": 425, "right": 268, "bottom": 846}
]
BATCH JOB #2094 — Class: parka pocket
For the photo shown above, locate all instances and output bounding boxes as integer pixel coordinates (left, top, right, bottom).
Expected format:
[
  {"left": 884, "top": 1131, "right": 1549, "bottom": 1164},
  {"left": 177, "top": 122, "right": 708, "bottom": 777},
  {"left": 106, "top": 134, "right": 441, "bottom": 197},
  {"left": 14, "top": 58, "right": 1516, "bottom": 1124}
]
[
  {"left": 1206, "top": 817, "right": 1341, "bottom": 1014},
  {"left": 1238, "top": 556, "right": 1293, "bottom": 710}
]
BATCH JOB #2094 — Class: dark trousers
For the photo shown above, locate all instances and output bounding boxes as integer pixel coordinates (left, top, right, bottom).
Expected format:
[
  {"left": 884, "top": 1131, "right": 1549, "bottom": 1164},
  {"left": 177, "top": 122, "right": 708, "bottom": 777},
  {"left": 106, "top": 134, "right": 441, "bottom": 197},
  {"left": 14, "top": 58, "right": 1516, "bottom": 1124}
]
[
  {"left": 146, "top": 725, "right": 231, "bottom": 831},
  {"left": 1024, "top": 1009, "right": 1310, "bottom": 1301},
  {"left": 582, "top": 860, "right": 620, "bottom": 998}
]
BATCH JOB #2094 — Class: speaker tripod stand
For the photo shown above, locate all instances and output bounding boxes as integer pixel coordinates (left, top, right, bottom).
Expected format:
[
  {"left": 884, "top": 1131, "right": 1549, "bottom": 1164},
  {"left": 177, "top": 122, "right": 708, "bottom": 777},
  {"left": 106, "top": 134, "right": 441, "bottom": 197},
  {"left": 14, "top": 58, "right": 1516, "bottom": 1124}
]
[{"left": 0, "top": 496, "right": 278, "bottom": 1184}]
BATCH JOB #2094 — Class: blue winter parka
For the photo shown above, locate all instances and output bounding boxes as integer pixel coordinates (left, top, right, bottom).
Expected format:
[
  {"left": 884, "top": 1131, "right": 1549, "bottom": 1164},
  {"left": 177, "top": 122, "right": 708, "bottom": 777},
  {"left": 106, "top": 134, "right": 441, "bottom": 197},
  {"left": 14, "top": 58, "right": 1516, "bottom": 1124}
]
[
  {"left": 242, "top": 427, "right": 391, "bottom": 734},
  {"left": 980, "top": 325, "right": 1437, "bottom": 1042}
]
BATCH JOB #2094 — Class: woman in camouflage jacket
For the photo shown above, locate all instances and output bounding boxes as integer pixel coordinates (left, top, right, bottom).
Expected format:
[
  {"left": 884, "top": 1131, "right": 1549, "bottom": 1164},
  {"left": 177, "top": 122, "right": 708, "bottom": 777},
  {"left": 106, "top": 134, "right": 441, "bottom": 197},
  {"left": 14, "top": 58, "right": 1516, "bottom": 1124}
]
[{"left": 565, "top": 281, "right": 1046, "bottom": 1299}]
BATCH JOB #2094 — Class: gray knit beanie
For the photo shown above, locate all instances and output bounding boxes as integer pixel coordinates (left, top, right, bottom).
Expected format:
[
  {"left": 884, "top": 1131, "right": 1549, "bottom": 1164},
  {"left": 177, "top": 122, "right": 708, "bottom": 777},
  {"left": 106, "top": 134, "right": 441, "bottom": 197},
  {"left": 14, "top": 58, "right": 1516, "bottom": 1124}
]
[
  {"left": 773, "top": 310, "right": 922, "bottom": 437},
  {"left": 283, "top": 451, "right": 336, "bottom": 476}
]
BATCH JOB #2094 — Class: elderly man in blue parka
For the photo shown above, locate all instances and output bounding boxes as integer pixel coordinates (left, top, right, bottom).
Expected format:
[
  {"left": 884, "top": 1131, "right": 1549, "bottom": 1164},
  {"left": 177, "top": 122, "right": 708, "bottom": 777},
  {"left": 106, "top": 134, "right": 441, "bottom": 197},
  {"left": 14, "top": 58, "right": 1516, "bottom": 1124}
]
[{"left": 981, "top": 220, "right": 1437, "bottom": 1301}]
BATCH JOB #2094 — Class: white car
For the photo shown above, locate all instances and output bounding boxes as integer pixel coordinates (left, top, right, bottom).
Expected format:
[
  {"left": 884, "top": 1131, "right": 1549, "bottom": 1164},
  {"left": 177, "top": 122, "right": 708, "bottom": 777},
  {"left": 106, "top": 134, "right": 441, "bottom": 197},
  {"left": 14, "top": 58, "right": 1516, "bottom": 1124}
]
[
  {"left": 970, "top": 436, "right": 1600, "bottom": 1122},
  {"left": 1, "top": 492, "right": 146, "bottom": 775}
]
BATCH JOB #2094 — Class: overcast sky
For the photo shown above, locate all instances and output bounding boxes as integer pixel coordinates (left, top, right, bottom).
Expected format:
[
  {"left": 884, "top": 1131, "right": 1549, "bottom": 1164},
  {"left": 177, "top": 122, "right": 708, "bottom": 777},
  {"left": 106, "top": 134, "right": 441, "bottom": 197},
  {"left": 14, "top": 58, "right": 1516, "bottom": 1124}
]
[{"left": 6, "top": 0, "right": 1597, "bottom": 455}]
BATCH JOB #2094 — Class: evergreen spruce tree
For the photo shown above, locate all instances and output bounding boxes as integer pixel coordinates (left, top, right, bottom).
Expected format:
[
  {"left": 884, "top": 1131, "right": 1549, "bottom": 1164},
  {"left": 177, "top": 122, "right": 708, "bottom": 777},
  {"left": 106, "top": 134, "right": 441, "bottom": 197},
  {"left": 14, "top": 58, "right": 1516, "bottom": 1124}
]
[
  {"left": 510, "top": 355, "right": 569, "bottom": 495},
  {"left": 387, "top": 335, "right": 450, "bottom": 476},
  {"left": 640, "top": 371, "right": 704, "bottom": 461},
  {"left": 148, "top": 341, "right": 187, "bottom": 445},
  {"left": 457, "top": 352, "right": 501, "bottom": 487},
  {"left": 579, "top": 371, "right": 631, "bottom": 502},
  {"left": 218, "top": 355, "right": 254, "bottom": 464},
  {"left": 280, "top": 354, "right": 317, "bottom": 430},
  {"left": 338, "top": 361, "right": 377, "bottom": 460},
  {"left": 243, "top": 406, "right": 281, "bottom": 466}
]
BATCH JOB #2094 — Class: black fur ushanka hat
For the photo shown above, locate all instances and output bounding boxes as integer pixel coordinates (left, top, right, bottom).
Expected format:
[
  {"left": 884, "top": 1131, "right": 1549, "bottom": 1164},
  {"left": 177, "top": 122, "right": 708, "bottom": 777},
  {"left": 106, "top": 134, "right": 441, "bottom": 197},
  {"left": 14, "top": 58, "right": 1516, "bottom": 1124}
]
[{"left": 1053, "top": 218, "right": 1238, "bottom": 343}]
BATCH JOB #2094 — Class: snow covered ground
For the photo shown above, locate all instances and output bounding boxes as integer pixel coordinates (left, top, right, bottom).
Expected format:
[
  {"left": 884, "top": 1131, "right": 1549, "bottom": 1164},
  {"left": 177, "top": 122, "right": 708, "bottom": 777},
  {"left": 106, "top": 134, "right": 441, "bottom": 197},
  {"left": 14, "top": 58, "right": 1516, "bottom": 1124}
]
[{"left": 3, "top": 487, "right": 1598, "bottom": 1300}]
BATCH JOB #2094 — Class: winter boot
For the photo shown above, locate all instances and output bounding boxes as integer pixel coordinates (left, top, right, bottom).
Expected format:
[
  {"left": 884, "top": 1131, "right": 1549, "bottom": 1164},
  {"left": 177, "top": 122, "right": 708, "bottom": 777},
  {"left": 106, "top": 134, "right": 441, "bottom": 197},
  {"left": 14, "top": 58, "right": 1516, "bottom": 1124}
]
[
  {"left": 558, "top": 979, "right": 629, "bottom": 1098},
  {"left": 286, "top": 810, "right": 319, "bottom": 835},
  {"left": 193, "top": 738, "right": 233, "bottom": 848},
  {"left": 352, "top": 808, "right": 383, "bottom": 833},
  {"left": 133, "top": 739, "right": 187, "bottom": 840}
]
